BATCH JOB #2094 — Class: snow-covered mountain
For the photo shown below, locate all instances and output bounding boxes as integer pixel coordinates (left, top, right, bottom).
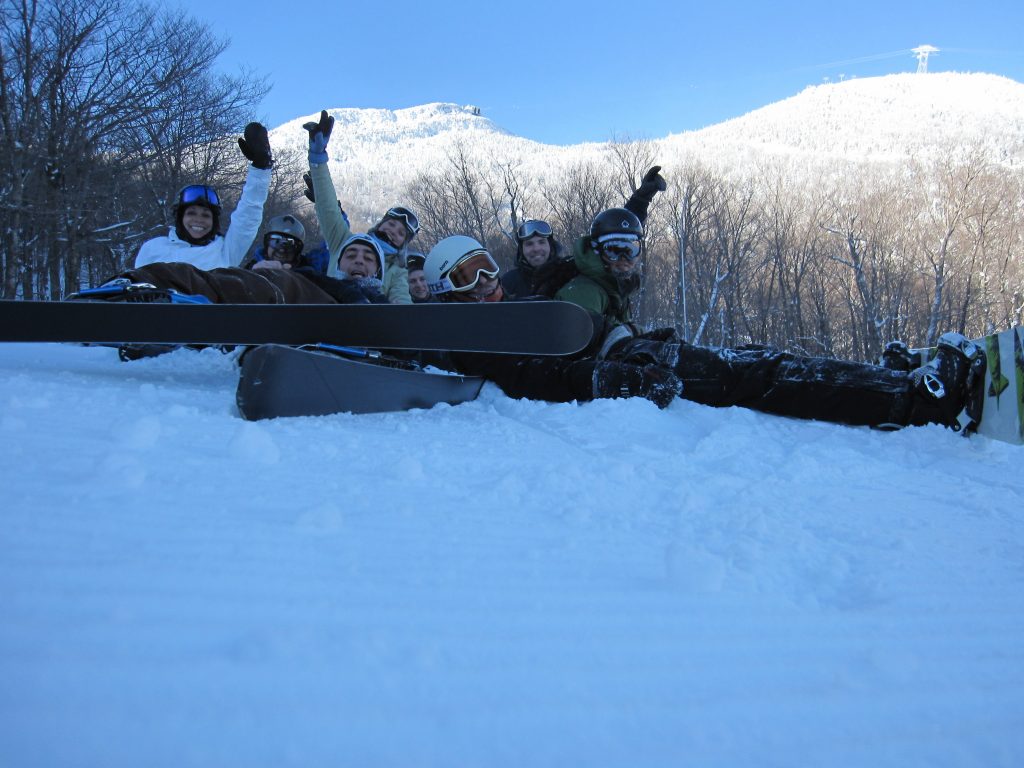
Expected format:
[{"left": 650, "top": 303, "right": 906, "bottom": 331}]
[
  {"left": 267, "top": 72, "right": 1024, "bottom": 215},
  {"left": 675, "top": 72, "right": 1024, "bottom": 168}
]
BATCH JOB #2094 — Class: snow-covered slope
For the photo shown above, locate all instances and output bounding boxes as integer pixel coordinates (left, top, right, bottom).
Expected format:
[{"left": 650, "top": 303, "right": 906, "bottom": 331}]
[
  {"left": 267, "top": 73, "right": 1024, "bottom": 216},
  {"left": 1, "top": 342, "right": 1022, "bottom": 766},
  {"left": 674, "top": 72, "right": 1024, "bottom": 167}
]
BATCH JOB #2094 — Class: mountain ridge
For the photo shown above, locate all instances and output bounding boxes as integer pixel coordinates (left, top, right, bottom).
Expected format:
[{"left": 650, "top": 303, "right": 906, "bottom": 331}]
[{"left": 266, "top": 72, "right": 1024, "bottom": 216}]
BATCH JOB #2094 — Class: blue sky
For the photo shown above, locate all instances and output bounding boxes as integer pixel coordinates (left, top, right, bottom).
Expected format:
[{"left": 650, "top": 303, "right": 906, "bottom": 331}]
[{"left": 188, "top": 0, "right": 1024, "bottom": 146}]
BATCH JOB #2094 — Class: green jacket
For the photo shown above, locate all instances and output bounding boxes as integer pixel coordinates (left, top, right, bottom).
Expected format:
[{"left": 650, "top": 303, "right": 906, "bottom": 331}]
[
  {"left": 308, "top": 162, "right": 411, "bottom": 304},
  {"left": 554, "top": 236, "right": 636, "bottom": 327}
]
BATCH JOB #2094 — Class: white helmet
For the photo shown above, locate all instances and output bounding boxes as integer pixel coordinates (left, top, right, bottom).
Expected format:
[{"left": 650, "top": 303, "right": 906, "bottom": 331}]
[{"left": 424, "top": 235, "right": 499, "bottom": 296}]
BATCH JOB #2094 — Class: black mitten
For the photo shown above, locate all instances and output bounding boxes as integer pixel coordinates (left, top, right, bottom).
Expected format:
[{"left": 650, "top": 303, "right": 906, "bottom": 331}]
[
  {"left": 625, "top": 165, "right": 666, "bottom": 223},
  {"left": 592, "top": 361, "right": 682, "bottom": 409},
  {"left": 238, "top": 122, "right": 273, "bottom": 169},
  {"left": 302, "top": 172, "right": 316, "bottom": 203}
]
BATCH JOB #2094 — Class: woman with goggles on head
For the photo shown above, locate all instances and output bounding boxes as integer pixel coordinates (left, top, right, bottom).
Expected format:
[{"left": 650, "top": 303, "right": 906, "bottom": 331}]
[
  {"left": 301, "top": 109, "right": 418, "bottom": 304},
  {"left": 134, "top": 122, "right": 275, "bottom": 272},
  {"left": 500, "top": 219, "right": 579, "bottom": 301}
]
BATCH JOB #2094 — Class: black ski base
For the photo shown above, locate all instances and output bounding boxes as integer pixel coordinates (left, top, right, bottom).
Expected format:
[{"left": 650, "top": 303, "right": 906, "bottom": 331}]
[{"left": 236, "top": 344, "right": 485, "bottom": 419}]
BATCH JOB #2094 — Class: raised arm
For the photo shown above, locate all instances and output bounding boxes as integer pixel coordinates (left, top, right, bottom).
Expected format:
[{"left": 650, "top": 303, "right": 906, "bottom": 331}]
[
  {"left": 303, "top": 110, "right": 352, "bottom": 276},
  {"left": 224, "top": 122, "right": 274, "bottom": 265}
]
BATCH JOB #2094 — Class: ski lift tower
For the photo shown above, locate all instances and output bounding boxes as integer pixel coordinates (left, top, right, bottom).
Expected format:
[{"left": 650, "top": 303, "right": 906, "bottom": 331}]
[{"left": 913, "top": 45, "right": 939, "bottom": 73}]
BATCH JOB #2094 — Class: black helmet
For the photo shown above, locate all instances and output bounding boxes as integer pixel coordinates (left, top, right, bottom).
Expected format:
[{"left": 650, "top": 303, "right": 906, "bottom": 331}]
[
  {"left": 173, "top": 184, "right": 222, "bottom": 246},
  {"left": 589, "top": 208, "right": 643, "bottom": 244},
  {"left": 174, "top": 184, "right": 222, "bottom": 217},
  {"left": 406, "top": 251, "right": 426, "bottom": 272}
]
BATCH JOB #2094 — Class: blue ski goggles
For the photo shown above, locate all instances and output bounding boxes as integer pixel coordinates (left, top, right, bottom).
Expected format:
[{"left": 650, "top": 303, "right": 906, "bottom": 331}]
[
  {"left": 179, "top": 184, "right": 221, "bottom": 208},
  {"left": 385, "top": 206, "right": 420, "bottom": 237},
  {"left": 516, "top": 219, "right": 552, "bottom": 241},
  {"left": 597, "top": 237, "right": 642, "bottom": 261}
]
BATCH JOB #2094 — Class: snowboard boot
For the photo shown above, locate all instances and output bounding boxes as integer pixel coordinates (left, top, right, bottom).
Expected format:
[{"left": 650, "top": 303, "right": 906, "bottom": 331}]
[
  {"left": 880, "top": 340, "right": 921, "bottom": 372},
  {"left": 908, "top": 332, "right": 986, "bottom": 433},
  {"left": 67, "top": 278, "right": 211, "bottom": 304},
  {"left": 67, "top": 278, "right": 172, "bottom": 303}
]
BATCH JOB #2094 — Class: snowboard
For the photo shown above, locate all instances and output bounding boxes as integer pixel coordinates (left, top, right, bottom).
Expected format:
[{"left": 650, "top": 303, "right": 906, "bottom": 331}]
[
  {"left": 236, "top": 344, "right": 485, "bottom": 420},
  {"left": 913, "top": 326, "right": 1023, "bottom": 445},
  {"left": 0, "top": 299, "right": 594, "bottom": 355}
]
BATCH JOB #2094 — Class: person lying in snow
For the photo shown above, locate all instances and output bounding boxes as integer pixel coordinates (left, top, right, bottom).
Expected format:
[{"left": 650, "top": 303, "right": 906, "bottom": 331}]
[
  {"left": 88, "top": 233, "right": 390, "bottom": 306},
  {"left": 419, "top": 229, "right": 984, "bottom": 432}
]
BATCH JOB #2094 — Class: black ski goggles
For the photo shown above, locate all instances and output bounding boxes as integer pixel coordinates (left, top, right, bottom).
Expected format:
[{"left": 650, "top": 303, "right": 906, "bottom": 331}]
[
  {"left": 516, "top": 219, "right": 552, "bottom": 241},
  {"left": 265, "top": 233, "right": 301, "bottom": 253},
  {"left": 446, "top": 250, "right": 501, "bottom": 292},
  {"left": 179, "top": 185, "right": 220, "bottom": 207},
  {"left": 598, "top": 237, "right": 642, "bottom": 261},
  {"left": 386, "top": 206, "right": 420, "bottom": 236}
]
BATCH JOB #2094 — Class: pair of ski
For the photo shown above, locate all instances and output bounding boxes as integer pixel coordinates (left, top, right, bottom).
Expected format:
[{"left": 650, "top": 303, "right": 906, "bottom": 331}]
[{"left": 0, "top": 299, "right": 595, "bottom": 420}]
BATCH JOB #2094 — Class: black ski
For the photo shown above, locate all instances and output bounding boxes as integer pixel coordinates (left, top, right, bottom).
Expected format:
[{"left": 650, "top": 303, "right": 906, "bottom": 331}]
[
  {"left": 236, "top": 344, "right": 485, "bottom": 419},
  {"left": 0, "top": 299, "right": 594, "bottom": 355}
]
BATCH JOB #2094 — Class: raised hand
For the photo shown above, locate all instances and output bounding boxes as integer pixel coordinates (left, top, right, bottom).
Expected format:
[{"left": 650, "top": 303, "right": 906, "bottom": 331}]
[
  {"left": 302, "top": 110, "right": 334, "bottom": 165},
  {"left": 238, "top": 122, "right": 273, "bottom": 169}
]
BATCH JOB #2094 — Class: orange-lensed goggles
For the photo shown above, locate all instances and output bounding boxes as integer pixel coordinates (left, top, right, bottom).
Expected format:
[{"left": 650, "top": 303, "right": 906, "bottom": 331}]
[{"left": 447, "top": 250, "right": 501, "bottom": 292}]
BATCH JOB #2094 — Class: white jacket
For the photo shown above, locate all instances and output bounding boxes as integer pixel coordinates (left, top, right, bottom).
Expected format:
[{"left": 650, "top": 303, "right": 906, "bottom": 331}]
[{"left": 135, "top": 166, "right": 272, "bottom": 270}]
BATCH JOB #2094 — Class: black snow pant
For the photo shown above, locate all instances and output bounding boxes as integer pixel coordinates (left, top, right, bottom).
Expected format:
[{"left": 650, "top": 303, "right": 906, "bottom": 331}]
[{"left": 671, "top": 344, "right": 940, "bottom": 428}]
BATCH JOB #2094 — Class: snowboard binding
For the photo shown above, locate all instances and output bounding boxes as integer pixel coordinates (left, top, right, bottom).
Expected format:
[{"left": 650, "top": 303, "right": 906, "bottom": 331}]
[
  {"left": 910, "top": 332, "right": 987, "bottom": 433},
  {"left": 67, "top": 278, "right": 211, "bottom": 305}
]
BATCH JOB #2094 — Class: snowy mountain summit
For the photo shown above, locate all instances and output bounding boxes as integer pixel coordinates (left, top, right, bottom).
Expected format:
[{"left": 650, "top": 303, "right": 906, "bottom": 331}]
[
  {"left": 680, "top": 72, "right": 1024, "bottom": 166},
  {"left": 267, "top": 72, "right": 1024, "bottom": 213}
]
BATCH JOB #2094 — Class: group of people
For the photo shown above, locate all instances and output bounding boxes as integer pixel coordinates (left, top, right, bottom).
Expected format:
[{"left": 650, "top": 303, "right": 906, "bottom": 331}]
[{"left": 88, "top": 115, "right": 986, "bottom": 434}]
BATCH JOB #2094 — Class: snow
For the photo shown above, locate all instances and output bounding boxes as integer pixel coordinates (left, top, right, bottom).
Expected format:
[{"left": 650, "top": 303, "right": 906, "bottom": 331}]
[{"left": 1, "top": 341, "right": 1022, "bottom": 766}]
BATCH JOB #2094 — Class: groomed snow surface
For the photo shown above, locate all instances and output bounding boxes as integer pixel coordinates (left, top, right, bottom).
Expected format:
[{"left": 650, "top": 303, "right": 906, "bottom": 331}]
[{"left": 1, "top": 342, "right": 1022, "bottom": 767}]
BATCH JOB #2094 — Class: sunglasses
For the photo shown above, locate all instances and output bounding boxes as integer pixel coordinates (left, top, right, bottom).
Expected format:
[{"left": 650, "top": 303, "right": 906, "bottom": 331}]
[
  {"left": 179, "top": 185, "right": 220, "bottom": 207},
  {"left": 599, "top": 238, "right": 642, "bottom": 261},
  {"left": 446, "top": 250, "right": 501, "bottom": 292},
  {"left": 386, "top": 206, "right": 420, "bottom": 236},
  {"left": 265, "top": 233, "right": 300, "bottom": 253},
  {"left": 516, "top": 219, "right": 552, "bottom": 241}
]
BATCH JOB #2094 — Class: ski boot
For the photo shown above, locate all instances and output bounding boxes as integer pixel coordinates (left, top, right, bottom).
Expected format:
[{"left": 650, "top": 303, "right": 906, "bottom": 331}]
[{"left": 909, "top": 332, "right": 986, "bottom": 433}]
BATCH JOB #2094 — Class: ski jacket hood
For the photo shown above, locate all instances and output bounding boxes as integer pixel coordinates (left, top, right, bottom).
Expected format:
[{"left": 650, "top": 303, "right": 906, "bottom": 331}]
[{"left": 553, "top": 237, "right": 637, "bottom": 326}]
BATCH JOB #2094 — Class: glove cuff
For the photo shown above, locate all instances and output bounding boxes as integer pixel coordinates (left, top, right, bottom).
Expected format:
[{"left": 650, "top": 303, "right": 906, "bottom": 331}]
[{"left": 598, "top": 324, "right": 634, "bottom": 359}]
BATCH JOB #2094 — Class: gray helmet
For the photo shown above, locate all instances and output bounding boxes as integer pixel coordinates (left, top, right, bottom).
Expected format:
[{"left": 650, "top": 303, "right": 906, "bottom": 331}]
[{"left": 266, "top": 214, "right": 306, "bottom": 249}]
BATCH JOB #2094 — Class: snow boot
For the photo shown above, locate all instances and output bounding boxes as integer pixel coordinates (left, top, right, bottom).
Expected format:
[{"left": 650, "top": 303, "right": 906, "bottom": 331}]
[{"left": 908, "top": 332, "right": 986, "bottom": 433}]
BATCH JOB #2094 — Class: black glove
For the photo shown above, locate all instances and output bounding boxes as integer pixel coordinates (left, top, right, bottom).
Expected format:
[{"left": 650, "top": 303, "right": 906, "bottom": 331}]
[
  {"left": 238, "top": 122, "right": 273, "bottom": 169},
  {"left": 637, "top": 326, "right": 679, "bottom": 344},
  {"left": 302, "top": 172, "right": 316, "bottom": 203},
  {"left": 592, "top": 361, "right": 682, "bottom": 409},
  {"left": 624, "top": 165, "right": 666, "bottom": 223},
  {"left": 303, "top": 109, "right": 334, "bottom": 164},
  {"left": 638, "top": 165, "right": 667, "bottom": 196}
]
